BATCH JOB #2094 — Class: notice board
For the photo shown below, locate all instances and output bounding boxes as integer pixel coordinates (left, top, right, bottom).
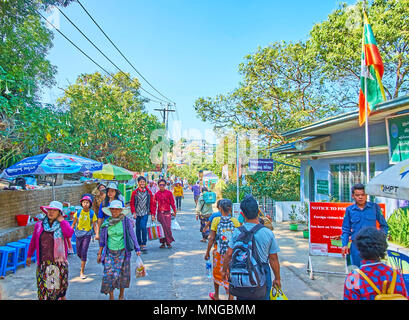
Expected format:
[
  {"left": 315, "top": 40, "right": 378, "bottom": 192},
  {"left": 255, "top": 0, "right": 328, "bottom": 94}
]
[{"left": 309, "top": 202, "right": 386, "bottom": 257}]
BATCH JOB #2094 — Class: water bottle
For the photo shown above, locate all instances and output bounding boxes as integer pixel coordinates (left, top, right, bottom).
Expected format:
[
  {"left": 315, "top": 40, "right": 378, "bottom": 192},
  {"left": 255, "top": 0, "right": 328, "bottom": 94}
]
[{"left": 205, "top": 259, "right": 212, "bottom": 279}]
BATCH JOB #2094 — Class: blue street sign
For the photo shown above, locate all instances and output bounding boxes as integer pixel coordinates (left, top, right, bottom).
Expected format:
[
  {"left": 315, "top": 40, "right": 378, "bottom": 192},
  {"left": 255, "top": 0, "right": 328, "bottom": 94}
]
[{"left": 248, "top": 159, "right": 275, "bottom": 172}]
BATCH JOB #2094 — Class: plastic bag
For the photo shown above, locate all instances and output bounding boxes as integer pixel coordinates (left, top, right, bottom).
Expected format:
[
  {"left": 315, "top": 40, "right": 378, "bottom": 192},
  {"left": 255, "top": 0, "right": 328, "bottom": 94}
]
[
  {"left": 270, "top": 286, "right": 288, "bottom": 300},
  {"left": 171, "top": 218, "right": 182, "bottom": 231},
  {"left": 135, "top": 255, "right": 147, "bottom": 278}
]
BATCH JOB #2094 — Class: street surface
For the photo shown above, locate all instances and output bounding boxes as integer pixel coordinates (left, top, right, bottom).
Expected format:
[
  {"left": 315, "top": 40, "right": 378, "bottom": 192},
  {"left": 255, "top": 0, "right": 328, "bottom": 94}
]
[{"left": 0, "top": 191, "right": 346, "bottom": 300}]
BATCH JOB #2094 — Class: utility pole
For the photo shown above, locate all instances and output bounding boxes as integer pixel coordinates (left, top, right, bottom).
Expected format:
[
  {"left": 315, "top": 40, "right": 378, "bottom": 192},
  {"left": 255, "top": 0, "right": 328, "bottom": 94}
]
[{"left": 154, "top": 103, "right": 175, "bottom": 179}]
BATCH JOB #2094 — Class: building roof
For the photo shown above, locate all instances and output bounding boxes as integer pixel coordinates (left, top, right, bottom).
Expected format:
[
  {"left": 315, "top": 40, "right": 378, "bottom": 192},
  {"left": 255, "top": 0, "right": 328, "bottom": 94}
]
[
  {"left": 270, "top": 95, "right": 409, "bottom": 158},
  {"left": 282, "top": 95, "right": 409, "bottom": 139}
]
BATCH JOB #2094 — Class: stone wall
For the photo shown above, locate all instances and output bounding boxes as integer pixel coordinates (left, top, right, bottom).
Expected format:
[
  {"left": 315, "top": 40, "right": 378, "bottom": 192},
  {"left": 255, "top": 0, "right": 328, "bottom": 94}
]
[{"left": 0, "top": 182, "right": 97, "bottom": 245}]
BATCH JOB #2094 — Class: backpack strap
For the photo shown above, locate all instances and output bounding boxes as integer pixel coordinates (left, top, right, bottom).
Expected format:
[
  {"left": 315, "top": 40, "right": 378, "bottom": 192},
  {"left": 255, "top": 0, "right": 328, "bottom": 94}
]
[
  {"left": 387, "top": 269, "right": 398, "bottom": 294},
  {"left": 356, "top": 269, "right": 381, "bottom": 295}
]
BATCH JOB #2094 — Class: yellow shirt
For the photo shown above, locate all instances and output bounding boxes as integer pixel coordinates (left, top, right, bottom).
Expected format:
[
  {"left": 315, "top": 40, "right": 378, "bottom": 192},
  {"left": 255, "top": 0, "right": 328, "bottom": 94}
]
[
  {"left": 173, "top": 186, "right": 184, "bottom": 197},
  {"left": 74, "top": 210, "right": 97, "bottom": 232},
  {"left": 211, "top": 216, "right": 240, "bottom": 232}
]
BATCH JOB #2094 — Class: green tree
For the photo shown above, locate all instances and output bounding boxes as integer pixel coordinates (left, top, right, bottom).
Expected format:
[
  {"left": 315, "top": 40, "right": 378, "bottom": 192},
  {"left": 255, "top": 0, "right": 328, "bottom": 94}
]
[
  {"left": 308, "top": 0, "right": 409, "bottom": 102},
  {"left": 195, "top": 41, "right": 337, "bottom": 147},
  {"left": 57, "top": 72, "right": 164, "bottom": 171},
  {"left": 0, "top": 0, "right": 76, "bottom": 169}
]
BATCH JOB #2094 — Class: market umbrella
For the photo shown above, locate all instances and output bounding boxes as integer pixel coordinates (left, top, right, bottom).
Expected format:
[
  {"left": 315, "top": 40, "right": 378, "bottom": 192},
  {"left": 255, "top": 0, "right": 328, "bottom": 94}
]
[
  {"left": 365, "top": 159, "right": 409, "bottom": 200},
  {"left": 0, "top": 152, "right": 103, "bottom": 199},
  {"left": 92, "top": 164, "right": 133, "bottom": 181}
]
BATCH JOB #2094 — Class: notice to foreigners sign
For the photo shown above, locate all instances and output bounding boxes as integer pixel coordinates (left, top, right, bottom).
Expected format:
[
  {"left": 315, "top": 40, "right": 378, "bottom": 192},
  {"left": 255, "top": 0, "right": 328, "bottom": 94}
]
[{"left": 309, "top": 202, "right": 386, "bottom": 257}]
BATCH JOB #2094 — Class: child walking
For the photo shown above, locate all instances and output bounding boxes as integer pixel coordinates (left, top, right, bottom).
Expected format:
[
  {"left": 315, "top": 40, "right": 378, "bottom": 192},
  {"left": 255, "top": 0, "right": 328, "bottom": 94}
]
[{"left": 72, "top": 195, "right": 97, "bottom": 279}]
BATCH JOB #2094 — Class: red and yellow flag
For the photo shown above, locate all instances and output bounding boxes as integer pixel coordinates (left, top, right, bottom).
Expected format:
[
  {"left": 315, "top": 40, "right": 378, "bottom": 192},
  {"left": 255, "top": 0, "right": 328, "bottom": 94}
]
[{"left": 358, "top": 11, "right": 386, "bottom": 126}]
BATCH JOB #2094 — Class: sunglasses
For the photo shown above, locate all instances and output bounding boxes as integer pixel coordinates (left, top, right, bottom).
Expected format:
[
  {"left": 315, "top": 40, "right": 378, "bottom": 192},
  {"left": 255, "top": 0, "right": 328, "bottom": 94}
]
[{"left": 159, "top": 184, "right": 166, "bottom": 187}]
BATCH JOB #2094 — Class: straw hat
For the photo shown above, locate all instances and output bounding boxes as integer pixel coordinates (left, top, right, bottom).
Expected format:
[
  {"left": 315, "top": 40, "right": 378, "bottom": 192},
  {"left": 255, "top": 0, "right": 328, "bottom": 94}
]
[
  {"left": 40, "top": 201, "right": 63, "bottom": 215},
  {"left": 102, "top": 200, "right": 130, "bottom": 216}
]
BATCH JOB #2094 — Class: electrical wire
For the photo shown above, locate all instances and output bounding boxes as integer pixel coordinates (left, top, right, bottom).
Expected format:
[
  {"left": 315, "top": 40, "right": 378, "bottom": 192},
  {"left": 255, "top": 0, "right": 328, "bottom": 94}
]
[
  {"left": 56, "top": 6, "right": 170, "bottom": 104},
  {"left": 76, "top": 0, "right": 175, "bottom": 105},
  {"left": 36, "top": 9, "right": 164, "bottom": 105}
]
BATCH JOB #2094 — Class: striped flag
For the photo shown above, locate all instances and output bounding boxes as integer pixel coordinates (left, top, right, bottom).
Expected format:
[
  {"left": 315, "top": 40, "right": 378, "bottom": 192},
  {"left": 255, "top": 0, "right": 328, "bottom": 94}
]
[{"left": 358, "top": 11, "right": 386, "bottom": 126}]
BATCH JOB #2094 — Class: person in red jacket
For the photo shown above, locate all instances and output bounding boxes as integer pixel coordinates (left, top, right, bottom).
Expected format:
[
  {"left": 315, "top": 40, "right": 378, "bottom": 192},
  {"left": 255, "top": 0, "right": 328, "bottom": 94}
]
[
  {"left": 154, "top": 179, "right": 177, "bottom": 248},
  {"left": 130, "top": 176, "right": 156, "bottom": 253}
]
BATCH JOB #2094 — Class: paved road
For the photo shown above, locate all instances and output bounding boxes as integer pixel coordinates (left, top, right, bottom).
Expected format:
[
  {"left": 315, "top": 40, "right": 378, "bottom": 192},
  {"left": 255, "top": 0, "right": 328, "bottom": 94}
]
[{"left": 0, "top": 191, "right": 346, "bottom": 300}]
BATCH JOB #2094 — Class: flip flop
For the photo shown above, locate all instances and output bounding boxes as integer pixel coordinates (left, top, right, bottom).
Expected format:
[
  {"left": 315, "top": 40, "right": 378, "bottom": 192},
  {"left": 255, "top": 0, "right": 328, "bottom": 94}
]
[
  {"left": 160, "top": 244, "right": 166, "bottom": 249},
  {"left": 209, "top": 292, "right": 218, "bottom": 300}
]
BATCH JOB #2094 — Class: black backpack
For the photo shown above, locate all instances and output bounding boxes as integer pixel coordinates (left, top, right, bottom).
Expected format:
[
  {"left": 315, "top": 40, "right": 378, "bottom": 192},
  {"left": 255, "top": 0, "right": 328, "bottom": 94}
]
[{"left": 228, "top": 224, "right": 267, "bottom": 299}]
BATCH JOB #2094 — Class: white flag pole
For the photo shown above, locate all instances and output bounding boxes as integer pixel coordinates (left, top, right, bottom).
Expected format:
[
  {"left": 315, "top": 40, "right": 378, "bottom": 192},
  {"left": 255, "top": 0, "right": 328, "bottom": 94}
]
[
  {"left": 363, "top": 6, "right": 371, "bottom": 184},
  {"left": 365, "top": 75, "right": 370, "bottom": 183}
]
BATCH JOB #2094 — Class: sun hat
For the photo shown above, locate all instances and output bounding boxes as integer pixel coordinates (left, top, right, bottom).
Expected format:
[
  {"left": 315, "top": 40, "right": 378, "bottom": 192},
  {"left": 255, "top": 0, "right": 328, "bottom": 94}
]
[
  {"left": 80, "top": 195, "right": 93, "bottom": 205},
  {"left": 40, "top": 201, "right": 64, "bottom": 215},
  {"left": 102, "top": 200, "right": 130, "bottom": 216},
  {"left": 106, "top": 181, "right": 119, "bottom": 191}
]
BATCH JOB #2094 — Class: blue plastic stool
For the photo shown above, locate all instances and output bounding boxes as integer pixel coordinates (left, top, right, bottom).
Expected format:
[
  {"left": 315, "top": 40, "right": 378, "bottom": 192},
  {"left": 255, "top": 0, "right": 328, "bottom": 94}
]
[
  {"left": 0, "top": 246, "right": 18, "bottom": 276},
  {"left": 6, "top": 242, "right": 27, "bottom": 268},
  {"left": 17, "top": 239, "right": 36, "bottom": 263},
  {"left": 26, "top": 235, "right": 32, "bottom": 240}
]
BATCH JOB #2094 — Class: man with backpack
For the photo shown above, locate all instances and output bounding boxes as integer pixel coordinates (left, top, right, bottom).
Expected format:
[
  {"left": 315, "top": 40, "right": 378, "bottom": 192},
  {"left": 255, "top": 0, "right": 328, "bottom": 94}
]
[
  {"left": 196, "top": 187, "right": 216, "bottom": 242},
  {"left": 221, "top": 195, "right": 281, "bottom": 300}
]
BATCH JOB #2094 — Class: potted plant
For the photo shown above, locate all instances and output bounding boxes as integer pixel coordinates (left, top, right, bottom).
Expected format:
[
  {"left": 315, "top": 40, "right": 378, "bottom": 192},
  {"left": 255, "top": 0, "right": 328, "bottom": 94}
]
[
  {"left": 298, "top": 202, "right": 309, "bottom": 239},
  {"left": 289, "top": 205, "right": 298, "bottom": 231}
]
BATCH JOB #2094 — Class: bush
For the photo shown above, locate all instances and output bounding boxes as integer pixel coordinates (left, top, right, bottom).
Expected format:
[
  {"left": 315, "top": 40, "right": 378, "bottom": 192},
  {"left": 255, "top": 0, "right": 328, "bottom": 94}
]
[
  {"left": 387, "top": 207, "right": 409, "bottom": 248},
  {"left": 221, "top": 181, "right": 252, "bottom": 203}
]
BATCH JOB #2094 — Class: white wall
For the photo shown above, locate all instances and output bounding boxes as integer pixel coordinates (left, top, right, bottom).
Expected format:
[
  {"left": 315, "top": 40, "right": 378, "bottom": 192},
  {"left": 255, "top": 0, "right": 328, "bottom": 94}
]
[{"left": 275, "top": 201, "right": 303, "bottom": 222}]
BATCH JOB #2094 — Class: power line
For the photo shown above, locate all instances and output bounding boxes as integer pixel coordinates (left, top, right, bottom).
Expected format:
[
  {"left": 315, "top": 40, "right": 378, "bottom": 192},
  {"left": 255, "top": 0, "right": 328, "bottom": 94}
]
[
  {"left": 56, "top": 7, "right": 170, "bottom": 104},
  {"left": 76, "top": 0, "right": 175, "bottom": 105},
  {"left": 36, "top": 9, "right": 163, "bottom": 105}
]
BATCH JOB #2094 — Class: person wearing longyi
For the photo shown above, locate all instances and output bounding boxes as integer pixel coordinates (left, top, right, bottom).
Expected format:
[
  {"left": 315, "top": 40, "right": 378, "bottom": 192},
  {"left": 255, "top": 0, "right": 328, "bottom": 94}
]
[
  {"left": 27, "top": 201, "right": 74, "bottom": 300},
  {"left": 154, "top": 179, "right": 177, "bottom": 249},
  {"left": 97, "top": 200, "right": 140, "bottom": 300}
]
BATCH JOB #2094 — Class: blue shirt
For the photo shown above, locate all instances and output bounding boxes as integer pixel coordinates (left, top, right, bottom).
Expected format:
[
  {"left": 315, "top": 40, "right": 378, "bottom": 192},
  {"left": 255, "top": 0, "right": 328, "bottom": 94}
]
[
  {"left": 98, "top": 199, "right": 125, "bottom": 220},
  {"left": 192, "top": 185, "right": 201, "bottom": 197},
  {"left": 341, "top": 202, "right": 388, "bottom": 247},
  {"left": 228, "top": 222, "right": 280, "bottom": 264}
]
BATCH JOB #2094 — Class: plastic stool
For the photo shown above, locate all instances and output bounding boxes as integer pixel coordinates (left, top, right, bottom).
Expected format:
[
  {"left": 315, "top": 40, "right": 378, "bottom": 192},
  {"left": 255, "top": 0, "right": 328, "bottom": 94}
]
[
  {"left": 0, "top": 246, "right": 18, "bottom": 276},
  {"left": 26, "top": 235, "right": 32, "bottom": 240},
  {"left": 7, "top": 242, "right": 27, "bottom": 268},
  {"left": 17, "top": 239, "right": 36, "bottom": 263}
]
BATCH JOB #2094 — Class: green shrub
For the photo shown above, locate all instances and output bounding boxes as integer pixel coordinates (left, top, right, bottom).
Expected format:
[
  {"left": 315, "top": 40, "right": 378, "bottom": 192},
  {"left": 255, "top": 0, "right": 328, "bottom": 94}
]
[{"left": 387, "top": 207, "right": 409, "bottom": 248}]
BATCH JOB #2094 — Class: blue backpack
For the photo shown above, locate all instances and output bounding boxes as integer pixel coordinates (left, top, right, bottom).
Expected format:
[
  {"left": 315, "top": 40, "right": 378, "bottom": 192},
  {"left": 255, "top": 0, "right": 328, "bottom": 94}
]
[
  {"left": 203, "top": 191, "right": 216, "bottom": 204},
  {"left": 228, "top": 224, "right": 267, "bottom": 299}
]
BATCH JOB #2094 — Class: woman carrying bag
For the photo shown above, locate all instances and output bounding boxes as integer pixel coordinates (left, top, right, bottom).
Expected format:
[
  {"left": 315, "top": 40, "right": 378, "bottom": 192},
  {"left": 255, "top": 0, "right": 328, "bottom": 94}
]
[
  {"left": 97, "top": 200, "right": 141, "bottom": 300},
  {"left": 153, "top": 179, "right": 177, "bottom": 249}
]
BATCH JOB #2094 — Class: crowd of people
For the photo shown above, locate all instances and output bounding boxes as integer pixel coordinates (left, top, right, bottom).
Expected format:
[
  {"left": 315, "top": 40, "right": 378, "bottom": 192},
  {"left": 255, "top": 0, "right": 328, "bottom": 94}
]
[{"left": 23, "top": 178, "right": 408, "bottom": 301}]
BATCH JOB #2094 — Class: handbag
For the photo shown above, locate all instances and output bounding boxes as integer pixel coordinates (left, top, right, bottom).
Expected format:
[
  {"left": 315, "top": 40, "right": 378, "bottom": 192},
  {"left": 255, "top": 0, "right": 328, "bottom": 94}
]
[
  {"left": 147, "top": 217, "right": 165, "bottom": 241},
  {"left": 270, "top": 286, "right": 288, "bottom": 300}
]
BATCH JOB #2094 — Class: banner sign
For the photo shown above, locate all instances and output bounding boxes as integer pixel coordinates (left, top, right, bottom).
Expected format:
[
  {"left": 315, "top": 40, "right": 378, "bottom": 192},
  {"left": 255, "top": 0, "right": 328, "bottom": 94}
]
[
  {"left": 248, "top": 159, "right": 274, "bottom": 172},
  {"left": 232, "top": 203, "right": 241, "bottom": 220},
  {"left": 309, "top": 202, "right": 386, "bottom": 257},
  {"left": 387, "top": 114, "right": 409, "bottom": 163}
]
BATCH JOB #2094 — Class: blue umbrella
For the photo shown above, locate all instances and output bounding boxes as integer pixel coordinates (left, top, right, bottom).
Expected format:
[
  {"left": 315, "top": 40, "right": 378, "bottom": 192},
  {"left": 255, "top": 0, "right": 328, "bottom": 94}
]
[
  {"left": 0, "top": 152, "right": 103, "bottom": 178},
  {"left": 0, "top": 152, "right": 103, "bottom": 200}
]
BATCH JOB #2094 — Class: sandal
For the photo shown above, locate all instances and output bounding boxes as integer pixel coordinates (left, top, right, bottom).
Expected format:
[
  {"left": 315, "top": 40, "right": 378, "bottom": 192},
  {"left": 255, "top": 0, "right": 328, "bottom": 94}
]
[
  {"left": 160, "top": 244, "right": 166, "bottom": 249},
  {"left": 167, "top": 244, "right": 172, "bottom": 249},
  {"left": 209, "top": 292, "right": 218, "bottom": 300}
]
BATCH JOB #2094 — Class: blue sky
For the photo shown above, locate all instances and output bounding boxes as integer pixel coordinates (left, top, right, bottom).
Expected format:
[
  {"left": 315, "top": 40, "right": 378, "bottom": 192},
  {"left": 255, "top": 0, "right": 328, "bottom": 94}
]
[{"left": 42, "top": 0, "right": 356, "bottom": 143}]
